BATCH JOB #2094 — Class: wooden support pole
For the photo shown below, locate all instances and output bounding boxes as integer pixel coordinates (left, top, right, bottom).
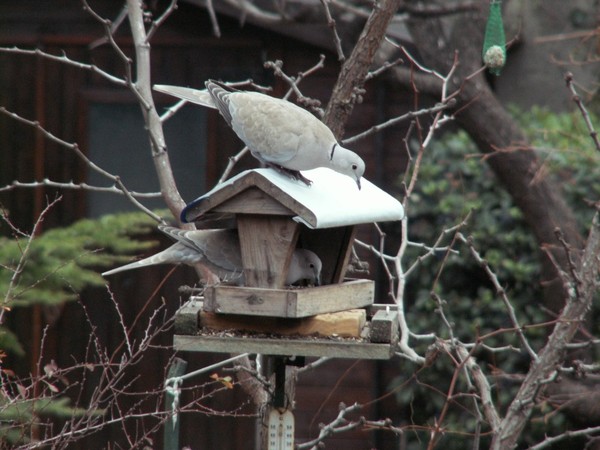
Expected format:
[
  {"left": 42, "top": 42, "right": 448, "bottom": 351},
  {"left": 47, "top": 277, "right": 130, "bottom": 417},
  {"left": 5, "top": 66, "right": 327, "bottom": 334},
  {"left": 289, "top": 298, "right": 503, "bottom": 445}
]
[{"left": 273, "top": 357, "right": 286, "bottom": 409}]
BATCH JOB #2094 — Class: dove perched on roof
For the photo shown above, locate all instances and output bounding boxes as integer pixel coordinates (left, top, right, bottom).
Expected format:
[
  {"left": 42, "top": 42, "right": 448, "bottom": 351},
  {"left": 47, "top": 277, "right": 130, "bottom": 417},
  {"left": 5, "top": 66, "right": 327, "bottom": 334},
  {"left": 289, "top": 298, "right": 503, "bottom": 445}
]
[
  {"left": 102, "top": 226, "right": 322, "bottom": 286},
  {"left": 153, "top": 81, "right": 365, "bottom": 189}
]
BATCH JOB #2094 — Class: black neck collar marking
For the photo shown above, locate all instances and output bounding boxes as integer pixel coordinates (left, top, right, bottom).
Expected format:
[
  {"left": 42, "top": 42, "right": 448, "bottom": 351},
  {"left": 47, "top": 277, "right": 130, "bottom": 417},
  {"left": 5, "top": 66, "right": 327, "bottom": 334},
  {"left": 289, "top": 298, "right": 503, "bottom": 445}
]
[{"left": 330, "top": 143, "right": 337, "bottom": 161}]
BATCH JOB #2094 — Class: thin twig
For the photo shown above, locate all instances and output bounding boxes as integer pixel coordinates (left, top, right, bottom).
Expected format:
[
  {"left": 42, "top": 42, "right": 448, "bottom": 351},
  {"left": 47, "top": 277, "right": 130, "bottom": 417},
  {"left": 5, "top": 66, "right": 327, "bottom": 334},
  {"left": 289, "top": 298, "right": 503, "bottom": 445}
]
[
  {"left": 457, "top": 232, "right": 538, "bottom": 362},
  {"left": 343, "top": 100, "right": 455, "bottom": 145},
  {"left": 147, "top": 0, "right": 179, "bottom": 41},
  {"left": 1, "top": 197, "right": 62, "bottom": 323},
  {"left": 82, "top": 0, "right": 135, "bottom": 89},
  {"left": 0, "top": 179, "right": 161, "bottom": 197},
  {"left": 554, "top": 227, "right": 583, "bottom": 298},
  {"left": 528, "top": 424, "right": 600, "bottom": 450},
  {"left": 297, "top": 403, "right": 363, "bottom": 449},
  {"left": 319, "top": 0, "right": 345, "bottom": 61},
  {"left": 366, "top": 57, "right": 405, "bottom": 81},
  {"left": 0, "top": 107, "right": 163, "bottom": 223},
  {"left": 0, "top": 46, "right": 126, "bottom": 86},
  {"left": 205, "top": 0, "right": 222, "bottom": 37},
  {"left": 88, "top": 5, "right": 128, "bottom": 49},
  {"left": 565, "top": 71, "right": 600, "bottom": 152},
  {"left": 264, "top": 56, "right": 326, "bottom": 115},
  {"left": 218, "top": 147, "right": 251, "bottom": 184}
]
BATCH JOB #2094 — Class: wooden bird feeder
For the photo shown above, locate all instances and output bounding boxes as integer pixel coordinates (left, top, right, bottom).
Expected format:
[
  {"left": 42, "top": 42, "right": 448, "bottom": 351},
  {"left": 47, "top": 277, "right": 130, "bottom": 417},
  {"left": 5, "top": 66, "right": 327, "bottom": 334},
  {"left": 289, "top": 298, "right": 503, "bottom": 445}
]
[{"left": 174, "top": 167, "right": 404, "bottom": 359}]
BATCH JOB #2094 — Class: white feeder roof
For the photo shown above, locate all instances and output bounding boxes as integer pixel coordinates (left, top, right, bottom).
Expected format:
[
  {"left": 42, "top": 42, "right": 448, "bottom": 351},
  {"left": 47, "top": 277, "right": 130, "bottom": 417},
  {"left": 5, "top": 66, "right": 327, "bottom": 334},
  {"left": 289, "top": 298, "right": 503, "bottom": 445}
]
[{"left": 182, "top": 167, "right": 404, "bottom": 229}]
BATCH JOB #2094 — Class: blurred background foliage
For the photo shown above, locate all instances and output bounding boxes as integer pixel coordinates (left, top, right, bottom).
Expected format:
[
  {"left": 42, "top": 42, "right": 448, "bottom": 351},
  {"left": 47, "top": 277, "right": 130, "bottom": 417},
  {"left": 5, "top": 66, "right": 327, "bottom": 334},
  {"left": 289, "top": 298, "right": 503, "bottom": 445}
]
[
  {"left": 0, "top": 211, "right": 163, "bottom": 356},
  {"left": 393, "top": 106, "right": 600, "bottom": 449},
  {"left": 0, "top": 210, "right": 164, "bottom": 444}
]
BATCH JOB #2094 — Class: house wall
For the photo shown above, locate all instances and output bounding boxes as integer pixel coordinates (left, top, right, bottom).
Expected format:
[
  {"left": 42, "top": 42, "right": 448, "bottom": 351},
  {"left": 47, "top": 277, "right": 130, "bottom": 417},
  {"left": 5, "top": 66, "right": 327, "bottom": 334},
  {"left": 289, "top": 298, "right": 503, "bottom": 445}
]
[{"left": 0, "top": 1, "right": 411, "bottom": 448}]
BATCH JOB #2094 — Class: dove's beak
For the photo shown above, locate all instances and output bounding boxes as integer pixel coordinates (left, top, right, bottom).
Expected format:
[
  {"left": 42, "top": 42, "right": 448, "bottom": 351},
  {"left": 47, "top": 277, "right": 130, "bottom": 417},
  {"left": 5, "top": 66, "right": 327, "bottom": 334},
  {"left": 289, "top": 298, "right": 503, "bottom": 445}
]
[
  {"left": 313, "top": 266, "right": 321, "bottom": 286},
  {"left": 356, "top": 177, "right": 362, "bottom": 190}
]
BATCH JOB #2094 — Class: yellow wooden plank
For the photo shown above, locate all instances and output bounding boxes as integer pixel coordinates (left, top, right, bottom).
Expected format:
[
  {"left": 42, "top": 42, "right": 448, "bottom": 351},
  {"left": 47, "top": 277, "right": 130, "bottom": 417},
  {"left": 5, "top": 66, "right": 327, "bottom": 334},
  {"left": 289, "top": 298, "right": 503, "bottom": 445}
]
[{"left": 200, "top": 309, "right": 366, "bottom": 338}]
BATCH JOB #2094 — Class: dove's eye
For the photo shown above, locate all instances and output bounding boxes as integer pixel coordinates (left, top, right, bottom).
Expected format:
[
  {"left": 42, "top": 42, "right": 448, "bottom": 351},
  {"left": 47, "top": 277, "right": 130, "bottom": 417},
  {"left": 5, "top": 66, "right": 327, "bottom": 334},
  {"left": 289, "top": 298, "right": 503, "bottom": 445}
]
[{"left": 352, "top": 164, "right": 358, "bottom": 170}]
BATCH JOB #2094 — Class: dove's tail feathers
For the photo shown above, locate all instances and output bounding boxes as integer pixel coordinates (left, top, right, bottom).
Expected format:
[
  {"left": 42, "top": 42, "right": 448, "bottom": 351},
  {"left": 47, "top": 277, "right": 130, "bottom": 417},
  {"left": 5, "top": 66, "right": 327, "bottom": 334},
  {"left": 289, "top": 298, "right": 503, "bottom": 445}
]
[
  {"left": 101, "top": 251, "right": 177, "bottom": 277},
  {"left": 152, "top": 84, "right": 216, "bottom": 109},
  {"left": 206, "top": 80, "right": 234, "bottom": 127}
]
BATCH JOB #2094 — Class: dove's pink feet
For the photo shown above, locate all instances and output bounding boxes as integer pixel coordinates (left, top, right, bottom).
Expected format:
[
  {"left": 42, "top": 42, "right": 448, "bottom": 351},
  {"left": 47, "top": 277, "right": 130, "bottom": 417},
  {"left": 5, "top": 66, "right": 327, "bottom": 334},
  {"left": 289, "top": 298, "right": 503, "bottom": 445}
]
[{"left": 266, "top": 163, "right": 313, "bottom": 186}]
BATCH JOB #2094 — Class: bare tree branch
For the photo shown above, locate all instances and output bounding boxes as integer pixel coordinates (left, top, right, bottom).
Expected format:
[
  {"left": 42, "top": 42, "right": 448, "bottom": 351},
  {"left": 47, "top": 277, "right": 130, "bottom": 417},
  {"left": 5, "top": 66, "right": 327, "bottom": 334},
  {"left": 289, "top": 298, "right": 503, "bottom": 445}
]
[
  {"left": 0, "top": 179, "right": 161, "bottom": 198},
  {"left": 125, "top": 0, "right": 188, "bottom": 222},
  {"left": 458, "top": 232, "right": 539, "bottom": 362},
  {"left": 319, "top": 0, "right": 345, "bottom": 61},
  {"left": 297, "top": 402, "right": 363, "bottom": 449},
  {"left": 0, "top": 46, "right": 127, "bottom": 86},
  {"left": 565, "top": 72, "right": 600, "bottom": 153},
  {"left": 324, "top": 0, "right": 403, "bottom": 138},
  {"left": 343, "top": 99, "right": 455, "bottom": 145},
  {"left": 491, "top": 211, "right": 600, "bottom": 449}
]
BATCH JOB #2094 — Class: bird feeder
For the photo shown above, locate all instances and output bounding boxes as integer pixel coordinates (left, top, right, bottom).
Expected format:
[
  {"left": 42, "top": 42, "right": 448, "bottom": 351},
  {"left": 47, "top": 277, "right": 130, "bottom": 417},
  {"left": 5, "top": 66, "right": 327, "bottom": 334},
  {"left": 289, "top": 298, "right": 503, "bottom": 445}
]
[{"left": 174, "top": 167, "right": 404, "bottom": 359}]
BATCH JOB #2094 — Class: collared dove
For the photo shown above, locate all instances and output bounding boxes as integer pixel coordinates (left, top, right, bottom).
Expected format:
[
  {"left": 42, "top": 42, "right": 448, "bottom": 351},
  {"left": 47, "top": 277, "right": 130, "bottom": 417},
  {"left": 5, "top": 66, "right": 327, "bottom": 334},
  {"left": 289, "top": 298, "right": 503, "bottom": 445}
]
[
  {"left": 153, "top": 81, "right": 365, "bottom": 189},
  {"left": 102, "top": 226, "right": 322, "bottom": 286}
]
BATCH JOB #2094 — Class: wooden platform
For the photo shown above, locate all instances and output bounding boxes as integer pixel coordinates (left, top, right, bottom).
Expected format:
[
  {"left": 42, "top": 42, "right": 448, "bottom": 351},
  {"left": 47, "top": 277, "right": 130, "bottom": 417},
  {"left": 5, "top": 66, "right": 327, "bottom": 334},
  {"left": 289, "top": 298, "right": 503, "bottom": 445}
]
[
  {"left": 173, "top": 300, "right": 399, "bottom": 360},
  {"left": 173, "top": 333, "right": 394, "bottom": 359},
  {"left": 203, "top": 279, "right": 374, "bottom": 318}
]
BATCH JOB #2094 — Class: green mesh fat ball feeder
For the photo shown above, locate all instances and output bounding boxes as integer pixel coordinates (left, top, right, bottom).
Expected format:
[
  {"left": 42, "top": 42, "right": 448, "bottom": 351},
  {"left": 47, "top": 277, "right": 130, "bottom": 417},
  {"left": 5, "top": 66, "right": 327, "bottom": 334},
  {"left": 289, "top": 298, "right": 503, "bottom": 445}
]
[{"left": 482, "top": 0, "right": 506, "bottom": 75}]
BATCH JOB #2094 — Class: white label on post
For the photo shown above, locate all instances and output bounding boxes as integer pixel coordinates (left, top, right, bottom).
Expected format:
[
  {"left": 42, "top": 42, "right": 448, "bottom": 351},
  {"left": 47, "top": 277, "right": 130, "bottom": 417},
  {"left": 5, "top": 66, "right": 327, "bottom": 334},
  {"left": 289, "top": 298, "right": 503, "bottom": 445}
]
[{"left": 267, "top": 408, "right": 294, "bottom": 450}]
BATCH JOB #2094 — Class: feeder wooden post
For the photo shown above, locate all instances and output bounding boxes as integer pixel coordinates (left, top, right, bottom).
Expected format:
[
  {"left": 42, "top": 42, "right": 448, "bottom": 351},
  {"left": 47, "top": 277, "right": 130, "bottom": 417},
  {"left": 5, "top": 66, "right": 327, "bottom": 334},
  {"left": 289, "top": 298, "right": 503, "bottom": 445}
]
[{"left": 237, "top": 215, "right": 300, "bottom": 288}]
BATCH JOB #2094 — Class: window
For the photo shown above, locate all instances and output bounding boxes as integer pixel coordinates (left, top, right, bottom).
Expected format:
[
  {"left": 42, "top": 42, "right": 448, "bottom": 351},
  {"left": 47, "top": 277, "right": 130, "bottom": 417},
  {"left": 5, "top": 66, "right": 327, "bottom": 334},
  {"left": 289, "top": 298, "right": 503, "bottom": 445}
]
[{"left": 86, "top": 101, "right": 207, "bottom": 217}]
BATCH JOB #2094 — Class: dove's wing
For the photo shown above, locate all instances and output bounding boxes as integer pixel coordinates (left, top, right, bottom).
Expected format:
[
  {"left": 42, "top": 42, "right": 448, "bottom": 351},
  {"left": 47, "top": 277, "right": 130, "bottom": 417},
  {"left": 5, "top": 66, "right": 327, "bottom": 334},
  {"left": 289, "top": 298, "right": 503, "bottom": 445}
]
[
  {"left": 160, "top": 227, "right": 244, "bottom": 281},
  {"left": 205, "top": 81, "right": 235, "bottom": 128},
  {"left": 185, "top": 229, "right": 243, "bottom": 275}
]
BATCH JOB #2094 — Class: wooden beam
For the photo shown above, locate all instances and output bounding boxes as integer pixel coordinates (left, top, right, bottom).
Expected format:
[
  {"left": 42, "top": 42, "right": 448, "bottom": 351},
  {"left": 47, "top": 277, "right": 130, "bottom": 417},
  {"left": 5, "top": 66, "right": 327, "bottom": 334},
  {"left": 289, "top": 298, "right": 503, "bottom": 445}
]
[
  {"left": 212, "top": 187, "right": 295, "bottom": 215},
  {"left": 203, "top": 279, "right": 374, "bottom": 318}
]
